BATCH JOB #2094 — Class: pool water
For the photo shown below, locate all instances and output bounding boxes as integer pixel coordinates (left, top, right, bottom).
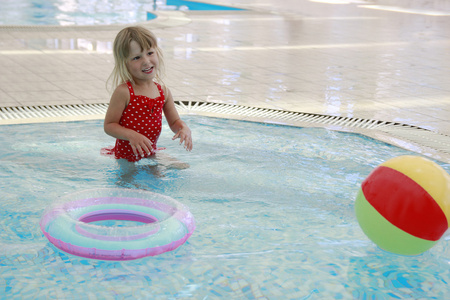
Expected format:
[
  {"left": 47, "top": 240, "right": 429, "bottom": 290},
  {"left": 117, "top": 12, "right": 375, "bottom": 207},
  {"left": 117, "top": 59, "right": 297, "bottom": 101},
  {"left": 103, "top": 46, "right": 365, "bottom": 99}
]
[
  {"left": 0, "top": 0, "right": 243, "bottom": 26},
  {"left": 0, "top": 116, "right": 449, "bottom": 298}
]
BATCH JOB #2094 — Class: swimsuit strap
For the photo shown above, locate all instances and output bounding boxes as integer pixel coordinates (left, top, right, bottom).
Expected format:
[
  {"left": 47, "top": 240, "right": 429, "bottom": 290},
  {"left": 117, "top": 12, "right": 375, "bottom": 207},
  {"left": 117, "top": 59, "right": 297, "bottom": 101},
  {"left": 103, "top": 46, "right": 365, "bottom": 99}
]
[
  {"left": 125, "top": 81, "right": 135, "bottom": 100},
  {"left": 154, "top": 82, "right": 165, "bottom": 101}
]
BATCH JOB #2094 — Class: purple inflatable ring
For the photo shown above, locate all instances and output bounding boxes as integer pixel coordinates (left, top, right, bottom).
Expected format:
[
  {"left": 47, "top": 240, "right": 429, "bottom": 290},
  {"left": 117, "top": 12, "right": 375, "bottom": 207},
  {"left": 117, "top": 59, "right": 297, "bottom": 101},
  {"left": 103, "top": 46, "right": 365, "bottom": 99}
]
[{"left": 40, "top": 188, "right": 195, "bottom": 260}]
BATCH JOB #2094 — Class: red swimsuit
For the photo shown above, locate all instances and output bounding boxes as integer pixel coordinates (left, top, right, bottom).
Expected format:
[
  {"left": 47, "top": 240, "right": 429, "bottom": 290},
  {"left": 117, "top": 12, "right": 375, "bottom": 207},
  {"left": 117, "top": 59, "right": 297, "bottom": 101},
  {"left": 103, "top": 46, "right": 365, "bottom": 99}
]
[{"left": 102, "top": 81, "right": 165, "bottom": 162}]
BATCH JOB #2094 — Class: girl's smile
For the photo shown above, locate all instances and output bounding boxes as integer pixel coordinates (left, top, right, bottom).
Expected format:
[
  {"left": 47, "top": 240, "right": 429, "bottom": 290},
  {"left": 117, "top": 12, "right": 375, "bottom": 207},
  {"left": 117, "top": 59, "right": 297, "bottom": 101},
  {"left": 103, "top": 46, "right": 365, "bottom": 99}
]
[{"left": 142, "top": 66, "right": 154, "bottom": 74}]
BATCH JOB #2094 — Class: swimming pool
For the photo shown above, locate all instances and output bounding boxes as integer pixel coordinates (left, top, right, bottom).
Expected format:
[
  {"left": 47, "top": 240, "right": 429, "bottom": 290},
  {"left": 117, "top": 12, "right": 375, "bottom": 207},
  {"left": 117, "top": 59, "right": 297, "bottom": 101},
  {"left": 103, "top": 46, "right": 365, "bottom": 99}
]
[
  {"left": 0, "top": 0, "right": 244, "bottom": 26},
  {"left": 0, "top": 116, "right": 449, "bottom": 298}
]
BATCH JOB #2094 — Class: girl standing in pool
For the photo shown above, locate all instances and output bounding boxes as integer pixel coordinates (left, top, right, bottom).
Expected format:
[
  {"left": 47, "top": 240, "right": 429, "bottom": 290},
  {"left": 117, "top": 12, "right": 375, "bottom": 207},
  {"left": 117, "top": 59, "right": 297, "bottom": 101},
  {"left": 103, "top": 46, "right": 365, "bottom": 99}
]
[{"left": 103, "top": 26, "right": 192, "bottom": 162}]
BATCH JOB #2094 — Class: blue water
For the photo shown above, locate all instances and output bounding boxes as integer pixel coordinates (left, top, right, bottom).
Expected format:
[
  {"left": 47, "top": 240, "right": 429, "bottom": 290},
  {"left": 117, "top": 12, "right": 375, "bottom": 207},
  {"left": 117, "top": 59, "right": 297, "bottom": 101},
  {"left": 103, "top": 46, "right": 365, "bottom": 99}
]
[
  {"left": 0, "top": 0, "right": 244, "bottom": 26},
  {"left": 147, "top": 0, "right": 244, "bottom": 20},
  {"left": 0, "top": 116, "right": 449, "bottom": 298},
  {"left": 167, "top": 0, "right": 244, "bottom": 10}
]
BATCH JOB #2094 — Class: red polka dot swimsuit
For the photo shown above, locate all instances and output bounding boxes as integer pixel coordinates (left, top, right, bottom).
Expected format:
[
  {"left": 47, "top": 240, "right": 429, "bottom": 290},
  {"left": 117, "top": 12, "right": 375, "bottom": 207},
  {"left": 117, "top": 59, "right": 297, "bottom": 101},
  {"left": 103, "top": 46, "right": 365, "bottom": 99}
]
[{"left": 103, "top": 81, "right": 165, "bottom": 162}]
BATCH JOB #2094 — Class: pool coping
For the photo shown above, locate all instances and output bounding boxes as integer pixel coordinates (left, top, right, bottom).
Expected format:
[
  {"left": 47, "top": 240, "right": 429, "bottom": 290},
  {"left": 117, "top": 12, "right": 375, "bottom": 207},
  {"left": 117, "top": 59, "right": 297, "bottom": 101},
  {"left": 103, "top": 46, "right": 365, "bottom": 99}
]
[{"left": 1, "top": 102, "right": 449, "bottom": 164}]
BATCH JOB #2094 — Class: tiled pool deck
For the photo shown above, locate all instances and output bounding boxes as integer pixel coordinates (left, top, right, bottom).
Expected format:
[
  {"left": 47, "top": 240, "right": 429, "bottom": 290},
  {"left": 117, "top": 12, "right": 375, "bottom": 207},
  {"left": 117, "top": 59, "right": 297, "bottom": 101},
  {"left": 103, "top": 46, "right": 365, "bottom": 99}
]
[{"left": 0, "top": 0, "right": 449, "bottom": 149}]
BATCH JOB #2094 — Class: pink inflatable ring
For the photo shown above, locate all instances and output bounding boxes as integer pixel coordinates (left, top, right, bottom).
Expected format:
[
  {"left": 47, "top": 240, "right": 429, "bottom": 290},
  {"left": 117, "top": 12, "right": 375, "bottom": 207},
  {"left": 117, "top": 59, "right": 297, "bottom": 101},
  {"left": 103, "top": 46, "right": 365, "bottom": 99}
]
[{"left": 40, "top": 188, "right": 195, "bottom": 260}]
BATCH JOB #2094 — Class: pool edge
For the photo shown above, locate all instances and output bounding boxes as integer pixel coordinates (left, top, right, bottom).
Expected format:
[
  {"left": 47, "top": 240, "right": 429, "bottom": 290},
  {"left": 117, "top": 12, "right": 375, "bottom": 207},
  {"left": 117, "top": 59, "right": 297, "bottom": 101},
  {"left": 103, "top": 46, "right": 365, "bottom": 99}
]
[{"left": 1, "top": 102, "right": 449, "bottom": 164}]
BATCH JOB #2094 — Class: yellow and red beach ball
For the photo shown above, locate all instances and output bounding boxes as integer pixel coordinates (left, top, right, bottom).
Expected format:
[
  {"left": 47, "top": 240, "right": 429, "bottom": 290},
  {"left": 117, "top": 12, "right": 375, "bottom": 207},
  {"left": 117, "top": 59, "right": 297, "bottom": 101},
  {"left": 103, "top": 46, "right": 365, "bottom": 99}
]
[{"left": 355, "top": 155, "right": 450, "bottom": 255}]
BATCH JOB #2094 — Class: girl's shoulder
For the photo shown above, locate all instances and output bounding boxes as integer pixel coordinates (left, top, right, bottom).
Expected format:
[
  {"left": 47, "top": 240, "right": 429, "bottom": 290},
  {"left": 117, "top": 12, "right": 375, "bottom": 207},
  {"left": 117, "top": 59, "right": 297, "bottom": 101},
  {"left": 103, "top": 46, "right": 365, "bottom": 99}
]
[
  {"left": 110, "top": 83, "right": 131, "bottom": 106},
  {"left": 116, "top": 82, "right": 131, "bottom": 92},
  {"left": 115, "top": 82, "right": 132, "bottom": 96}
]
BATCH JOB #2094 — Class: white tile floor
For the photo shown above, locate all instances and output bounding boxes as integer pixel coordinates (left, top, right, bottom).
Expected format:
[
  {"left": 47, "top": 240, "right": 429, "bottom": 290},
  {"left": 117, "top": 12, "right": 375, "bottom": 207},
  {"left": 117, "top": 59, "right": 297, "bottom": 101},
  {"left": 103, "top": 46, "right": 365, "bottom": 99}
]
[{"left": 0, "top": 0, "right": 449, "bottom": 136}]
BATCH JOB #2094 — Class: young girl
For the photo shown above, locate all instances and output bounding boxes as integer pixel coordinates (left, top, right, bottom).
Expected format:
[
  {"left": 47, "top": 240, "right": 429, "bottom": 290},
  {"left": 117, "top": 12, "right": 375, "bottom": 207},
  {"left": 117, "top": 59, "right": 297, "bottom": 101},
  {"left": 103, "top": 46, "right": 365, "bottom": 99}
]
[{"left": 103, "top": 26, "right": 192, "bottom": 162}]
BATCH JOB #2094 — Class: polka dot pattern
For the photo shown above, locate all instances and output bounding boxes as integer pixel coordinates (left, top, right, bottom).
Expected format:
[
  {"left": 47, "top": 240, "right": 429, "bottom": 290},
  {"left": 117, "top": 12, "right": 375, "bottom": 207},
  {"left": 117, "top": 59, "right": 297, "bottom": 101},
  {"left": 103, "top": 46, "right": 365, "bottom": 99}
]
[{"left": 104, "top": 81, "right": 165, "bottom": 162}]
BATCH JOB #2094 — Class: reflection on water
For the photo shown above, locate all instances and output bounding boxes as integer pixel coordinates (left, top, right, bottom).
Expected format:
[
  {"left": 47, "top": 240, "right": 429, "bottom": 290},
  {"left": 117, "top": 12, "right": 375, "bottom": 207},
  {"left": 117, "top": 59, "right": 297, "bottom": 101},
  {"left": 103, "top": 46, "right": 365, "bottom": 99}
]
[
  {"left": 347, "top": 252, "right": 449, "bottom": 299},
  {"left": 45, "top": 38, "right": 112, "bottom": 52},
  {"left": 114, "top": 152, "right": 190, "bottom": 189}
]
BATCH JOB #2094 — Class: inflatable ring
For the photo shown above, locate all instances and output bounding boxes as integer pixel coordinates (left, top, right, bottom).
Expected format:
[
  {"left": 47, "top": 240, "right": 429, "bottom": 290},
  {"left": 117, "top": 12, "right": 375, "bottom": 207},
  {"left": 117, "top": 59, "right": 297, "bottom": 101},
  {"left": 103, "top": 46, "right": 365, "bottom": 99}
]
[{"left": 40, "top": 188, "right": 195, "bottom": 260}]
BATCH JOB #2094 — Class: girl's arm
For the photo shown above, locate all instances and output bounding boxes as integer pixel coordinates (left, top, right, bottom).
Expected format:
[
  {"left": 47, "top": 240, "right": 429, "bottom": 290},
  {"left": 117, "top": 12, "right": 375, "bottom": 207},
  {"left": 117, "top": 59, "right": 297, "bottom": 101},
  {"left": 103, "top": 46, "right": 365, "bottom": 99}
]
[
  {"left": 104, "top": 84, "right": 154, "bottom": 157},
  {"left": 163, "top": 87, "right": 193, "bottom": 151}
]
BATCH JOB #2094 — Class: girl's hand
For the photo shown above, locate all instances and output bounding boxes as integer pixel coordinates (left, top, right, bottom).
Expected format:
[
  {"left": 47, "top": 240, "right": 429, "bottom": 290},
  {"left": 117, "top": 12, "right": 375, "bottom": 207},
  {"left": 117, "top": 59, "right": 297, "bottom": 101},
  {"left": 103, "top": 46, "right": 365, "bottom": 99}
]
[
  {"left": 128, "top": 131, "right": 154, "bottom": 157},
  {"left": 162, "top": 87, "right": 193, "bottom": 151},
  {"left": 173, "top": 127, "right": 193, "bottom": 151}
]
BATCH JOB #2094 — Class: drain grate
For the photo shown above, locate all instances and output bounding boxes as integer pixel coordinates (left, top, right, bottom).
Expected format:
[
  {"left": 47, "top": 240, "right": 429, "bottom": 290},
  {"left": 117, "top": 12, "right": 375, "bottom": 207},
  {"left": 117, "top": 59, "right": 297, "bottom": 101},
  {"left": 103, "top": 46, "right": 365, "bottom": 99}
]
[
  {"left": 175, "top": 100, "right": 419, "bottom": 130},
  {"left": 1, "top": 101, "right": 449, "bottom": 162},
  {"left": 175, "top": 101, "right": 450, "bottom": 162},
  {"left": 0, "top": 103, "right": 108, "bottom": 120}
]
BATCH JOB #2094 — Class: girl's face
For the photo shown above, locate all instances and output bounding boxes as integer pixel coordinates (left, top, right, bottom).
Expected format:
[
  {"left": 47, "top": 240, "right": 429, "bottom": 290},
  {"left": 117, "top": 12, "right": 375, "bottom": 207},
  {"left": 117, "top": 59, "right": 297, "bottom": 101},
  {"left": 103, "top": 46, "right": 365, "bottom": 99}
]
[{"left": 126, "top": 40, "right": 159, "bottom": 83}]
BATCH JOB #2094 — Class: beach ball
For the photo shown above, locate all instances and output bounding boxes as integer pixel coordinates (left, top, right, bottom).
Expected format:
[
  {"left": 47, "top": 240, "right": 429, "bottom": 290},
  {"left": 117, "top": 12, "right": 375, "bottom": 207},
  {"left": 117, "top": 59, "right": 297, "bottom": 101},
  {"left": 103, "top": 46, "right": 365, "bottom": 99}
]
[{"left": 355, "top": 155, "right": 450, "bottom": 255}]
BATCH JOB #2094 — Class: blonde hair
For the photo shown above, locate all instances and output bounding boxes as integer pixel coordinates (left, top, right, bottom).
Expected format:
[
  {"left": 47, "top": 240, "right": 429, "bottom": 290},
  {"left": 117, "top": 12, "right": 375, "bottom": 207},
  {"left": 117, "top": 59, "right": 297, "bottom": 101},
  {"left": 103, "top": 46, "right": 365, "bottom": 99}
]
[{"left": 107, "top": 26, "right": 165, "bottom": 93}]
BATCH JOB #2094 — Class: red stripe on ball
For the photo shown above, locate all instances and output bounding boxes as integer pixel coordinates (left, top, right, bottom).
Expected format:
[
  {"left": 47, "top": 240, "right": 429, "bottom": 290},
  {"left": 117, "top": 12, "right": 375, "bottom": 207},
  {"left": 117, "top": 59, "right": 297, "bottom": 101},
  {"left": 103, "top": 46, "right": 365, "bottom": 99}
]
[{"left": 362, "top": 166, "right": 448, "bottom": 241}]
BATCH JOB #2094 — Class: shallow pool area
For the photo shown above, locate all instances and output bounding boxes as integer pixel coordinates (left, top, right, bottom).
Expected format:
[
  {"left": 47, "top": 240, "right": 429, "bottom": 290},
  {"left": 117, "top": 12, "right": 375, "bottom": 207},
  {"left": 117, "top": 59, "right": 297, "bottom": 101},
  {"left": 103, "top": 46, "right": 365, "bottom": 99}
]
[
  {"left": 0, "top": 116, "right": 449, "bottom": 298},
  {"left": 0, "top": 0, "right": 244, "bottom": 26}
]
